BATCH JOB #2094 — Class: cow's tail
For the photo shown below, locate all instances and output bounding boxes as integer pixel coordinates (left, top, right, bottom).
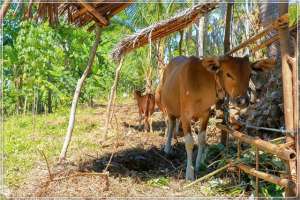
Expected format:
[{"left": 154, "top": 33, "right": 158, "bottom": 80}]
[{"left": 155, "top": 68, "right": 166, "bottom": 113}]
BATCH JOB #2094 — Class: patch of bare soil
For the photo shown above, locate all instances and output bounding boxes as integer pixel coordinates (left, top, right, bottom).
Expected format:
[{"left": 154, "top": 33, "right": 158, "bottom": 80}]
[{"left": 13, "top": 102, "right": 229, "bottom": 198}]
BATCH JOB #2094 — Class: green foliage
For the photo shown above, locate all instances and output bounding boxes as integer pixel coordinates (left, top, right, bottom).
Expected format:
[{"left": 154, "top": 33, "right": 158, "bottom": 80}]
[{"left": 147, "top": 177, "right": 170, "bottom": 188}]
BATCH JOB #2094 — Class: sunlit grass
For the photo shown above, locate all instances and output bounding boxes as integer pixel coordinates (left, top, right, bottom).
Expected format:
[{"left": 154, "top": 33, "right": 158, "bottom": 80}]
[{"left": 4, "top": 105, "right": 103, "bottom": 189}]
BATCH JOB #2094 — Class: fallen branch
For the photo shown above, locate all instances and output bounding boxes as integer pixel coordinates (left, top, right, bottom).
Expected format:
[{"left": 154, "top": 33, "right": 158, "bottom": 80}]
[{"left": 183, "top": 163, "right": 232, "bottom": 189}]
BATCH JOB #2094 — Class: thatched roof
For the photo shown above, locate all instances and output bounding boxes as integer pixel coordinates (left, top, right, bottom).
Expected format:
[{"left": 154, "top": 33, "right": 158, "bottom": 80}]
[
  {"left": 111, "top": 2, "right": 218, "bottom": 62},
  {"left": 23, "top": 0, "right": 132, "bottom": 28}
]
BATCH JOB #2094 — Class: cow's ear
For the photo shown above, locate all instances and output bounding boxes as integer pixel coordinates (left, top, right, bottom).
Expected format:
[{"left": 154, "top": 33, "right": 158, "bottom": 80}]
[
  {"left": 251, "top": 58, "right": 276, "bottom": 72},
  {"left": 202, "top": 57, "right": 221, "bottom": 74}
]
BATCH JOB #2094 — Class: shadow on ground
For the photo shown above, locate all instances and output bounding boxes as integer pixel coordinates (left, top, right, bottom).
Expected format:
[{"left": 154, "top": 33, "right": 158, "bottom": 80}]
[
  {"left": 78, "top": 143, "right": 186, "bottom": 181},
  {"left": 122, "top": 120, "right": 166, "bottom": 132}
]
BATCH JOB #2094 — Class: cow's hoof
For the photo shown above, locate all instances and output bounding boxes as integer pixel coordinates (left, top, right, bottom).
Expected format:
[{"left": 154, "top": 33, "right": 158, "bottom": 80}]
[
  {"left": 163, "top": 145, "right": 172, "bottom": 155},
  {"left": 195, "top": 163, "right": 206, "bottom": 175},
  {"left": 185, "top": 169, "right": 195, "bottom": 181}
]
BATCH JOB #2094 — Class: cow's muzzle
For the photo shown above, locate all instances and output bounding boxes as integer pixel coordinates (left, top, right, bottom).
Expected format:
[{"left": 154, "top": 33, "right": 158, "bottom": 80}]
[{"left": 231, "top": 95, "right": 250, "bottom": 108}]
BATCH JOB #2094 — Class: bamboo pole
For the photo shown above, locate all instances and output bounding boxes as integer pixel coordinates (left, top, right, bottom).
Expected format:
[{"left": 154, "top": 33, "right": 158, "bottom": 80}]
[
  {"left": 278, "top": 4, "right": 297, "bottom": 197},
  {"left": 183, "top": 163, "right": 232, "bottom": 189},
  {"left": 251, "top": 24, "right": 297, "bottom": 53},
  {"left": 226, "top": 14, "right": 288, "bottom": 55},
  {"left": 236, "top": 163, "right": 295, "bottom": 189},
  {"left": 59, "top": 25, "right": 101, "bottom": 163},
  {"left": 217, "top": 124, "right": 296, "bottom": 161},
  {"left": 104, "top": 57, "right": 124, "bottom": 137}
]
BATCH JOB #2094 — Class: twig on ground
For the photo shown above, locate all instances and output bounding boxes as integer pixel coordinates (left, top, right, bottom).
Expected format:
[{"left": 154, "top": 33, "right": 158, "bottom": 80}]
[
  {"left": 104, "top": 152, "right": 115, "bottom": 172},
  {"left": 152, "top": 148, "right": 176, "bottom": 170},
  {"left": 183, "top": 163, "right": 232, "bottom": 189},
  {"left": 38, "top": 149, "right": 53, "bottom": 181}
]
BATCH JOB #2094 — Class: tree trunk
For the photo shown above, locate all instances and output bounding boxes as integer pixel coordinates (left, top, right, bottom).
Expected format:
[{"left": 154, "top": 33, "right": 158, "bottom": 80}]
[
  {"left": 224, "top": 1, "right": 233, "bottom": 54},
  {"left": 47, "top": 89, "right": 52, "bottom": 113},
  {"left": 178, "top": 30, "right": 183, "bottom": 56},
  {"left": 258, "top": 1, "right": 279, "bottom": 59},
  {"left": 0, "top": 0, "right": 10, "bottom": 25},
  {"left": 59, "top": 24, "right": 101, "bottom": 163},
  {"left": 220, "top": 1, "right": 233, "bottom": 146}
]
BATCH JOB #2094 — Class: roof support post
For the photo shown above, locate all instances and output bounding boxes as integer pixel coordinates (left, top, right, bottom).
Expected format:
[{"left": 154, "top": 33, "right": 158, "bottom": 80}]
[
  {"left": 59, "top": 24, "right": 101, "bottom": 163},
  {"left": 104, "top": 57, "right": 124, "bottom": 138},
  {"left": 278, "top": 2, "right": 296, "bottom": 197}
]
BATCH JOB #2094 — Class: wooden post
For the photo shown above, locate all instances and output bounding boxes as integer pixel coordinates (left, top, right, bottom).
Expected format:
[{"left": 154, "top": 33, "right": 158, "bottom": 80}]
[
  {"left": 278, "top": 3, "right": 296, "bottom": 197},
  {"left": 0, "top": 0, "right": 10, "bottom": 25},
  {"left": 59, "top": 25, "right": 101, "bottom": 163},
  {"left": 104, "top": 57, "right": 124, "bottom": 137}
]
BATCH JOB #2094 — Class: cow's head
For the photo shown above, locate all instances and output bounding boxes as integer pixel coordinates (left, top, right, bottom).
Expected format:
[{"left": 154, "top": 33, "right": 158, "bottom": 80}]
[
  {"left": 133, "top": 90, "right": 142, "bottom": 99},
  {"left": 202, "top": 55, "right": 275, "bottom": 106}
]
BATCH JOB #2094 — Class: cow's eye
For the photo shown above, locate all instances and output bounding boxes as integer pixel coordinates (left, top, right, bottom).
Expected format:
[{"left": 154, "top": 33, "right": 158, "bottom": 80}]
[{"left": 226, "top": 73, "right": 234, "bottom": 80}]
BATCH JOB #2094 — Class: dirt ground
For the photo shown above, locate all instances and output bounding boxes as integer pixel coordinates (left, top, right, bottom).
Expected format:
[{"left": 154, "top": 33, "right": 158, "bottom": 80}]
[{"left": 12, "top": 102, "right": 249, "bottom": 198}]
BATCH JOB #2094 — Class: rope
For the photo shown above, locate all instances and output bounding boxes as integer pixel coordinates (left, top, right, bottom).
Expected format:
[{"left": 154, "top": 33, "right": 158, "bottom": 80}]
[{"left": 237, "top": 119, "right": 294, "bottom": 134}]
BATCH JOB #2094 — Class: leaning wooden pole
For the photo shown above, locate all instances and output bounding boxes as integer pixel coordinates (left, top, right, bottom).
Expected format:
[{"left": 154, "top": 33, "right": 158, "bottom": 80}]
[
  {"left": 59, "top": 25, "right": 101, "bottom": 163},
  {"left": 0, "top": 0, "right": 11, "bottom": 25},
  {"left": 278, "top": 3, "right": 297, "bottom": 197},
  {"left": 104, "top": 57, "right": 124, "bottom": 137}
]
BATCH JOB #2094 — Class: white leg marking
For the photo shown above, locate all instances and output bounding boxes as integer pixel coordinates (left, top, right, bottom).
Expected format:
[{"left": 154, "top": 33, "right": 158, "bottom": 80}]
[
  {"left": 184, "top": 133, "right": 195, "bottom": 181},
  {"left": 195, "top": 131, "right": 206, "bottom": 173},
  {"left": 164, "top": 119, "right": 175, "bottom": 154}
]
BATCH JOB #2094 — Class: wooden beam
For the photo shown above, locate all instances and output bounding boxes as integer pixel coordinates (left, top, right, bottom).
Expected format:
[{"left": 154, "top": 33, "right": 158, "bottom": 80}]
[
  {"left": 72, "top": 1, "right": 105, "bottom": 21},
  {"left": 78, "top": 0, "right": 108, "bottom": 26},
  {"left": 226, "top": 13, "right": 288, "bottom": 55},
  {"left": 108, "top": 2, "right": 133, "bottom": 17}
]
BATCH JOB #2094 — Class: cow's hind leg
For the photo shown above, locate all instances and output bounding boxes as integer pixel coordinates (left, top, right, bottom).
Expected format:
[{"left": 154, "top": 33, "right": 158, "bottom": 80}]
[
  {"left": 195, "top": 114, "right": 209, "bottom": 174},
  {"left": 144, "top": 116, "right": 150, "bottom": 132},
  {"left": 164, "top": 116, "right": 175, "bottom": 154},
  {"left": 182, "top": 118, "right": 195, "bottom": 181}
]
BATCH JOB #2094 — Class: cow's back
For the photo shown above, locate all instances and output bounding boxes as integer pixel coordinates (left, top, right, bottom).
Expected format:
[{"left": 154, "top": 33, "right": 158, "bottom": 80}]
[{"left": 161, "top": 56, "right": 216, "bottom": 119}]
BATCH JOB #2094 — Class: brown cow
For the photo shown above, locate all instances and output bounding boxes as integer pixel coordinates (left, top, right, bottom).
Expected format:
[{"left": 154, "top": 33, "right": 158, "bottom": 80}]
[
  {"left": 158, "top": 55, "right": 275, "bottom": 180},
  {"left": 133, "top": 90, "right": 155, "bottom": 132}
]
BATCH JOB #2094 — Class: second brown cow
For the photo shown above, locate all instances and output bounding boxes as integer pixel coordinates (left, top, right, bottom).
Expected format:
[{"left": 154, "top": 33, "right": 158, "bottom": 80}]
[{"left": 133, "top": 90, "right": 155, "bottom": 132}]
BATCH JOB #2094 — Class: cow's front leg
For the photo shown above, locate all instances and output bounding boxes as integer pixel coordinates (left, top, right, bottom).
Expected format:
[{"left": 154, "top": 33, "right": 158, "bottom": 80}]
[
  {"left": 182, "top": 118, "right": 195, "bottom": 181},
  {"left": 184, "top": 133, "right": 195, "bottom": 181},
  {"left": 164, "top": 117, "right": 175, "bottom": 154},
  {"left": 195, "top": 115, "right": 209, "bottom": 174},
  {"left": 195, "top": 131, "right": 206, "bottom": 173}
]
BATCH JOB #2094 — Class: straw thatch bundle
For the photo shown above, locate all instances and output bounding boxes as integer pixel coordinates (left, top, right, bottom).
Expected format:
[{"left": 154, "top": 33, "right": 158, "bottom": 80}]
[
  {"left": 16, "top": 0, "right": 132, "bottom": 27},
  {"left": 111, "top": 2, "right": 218, "bottom": 62}
]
